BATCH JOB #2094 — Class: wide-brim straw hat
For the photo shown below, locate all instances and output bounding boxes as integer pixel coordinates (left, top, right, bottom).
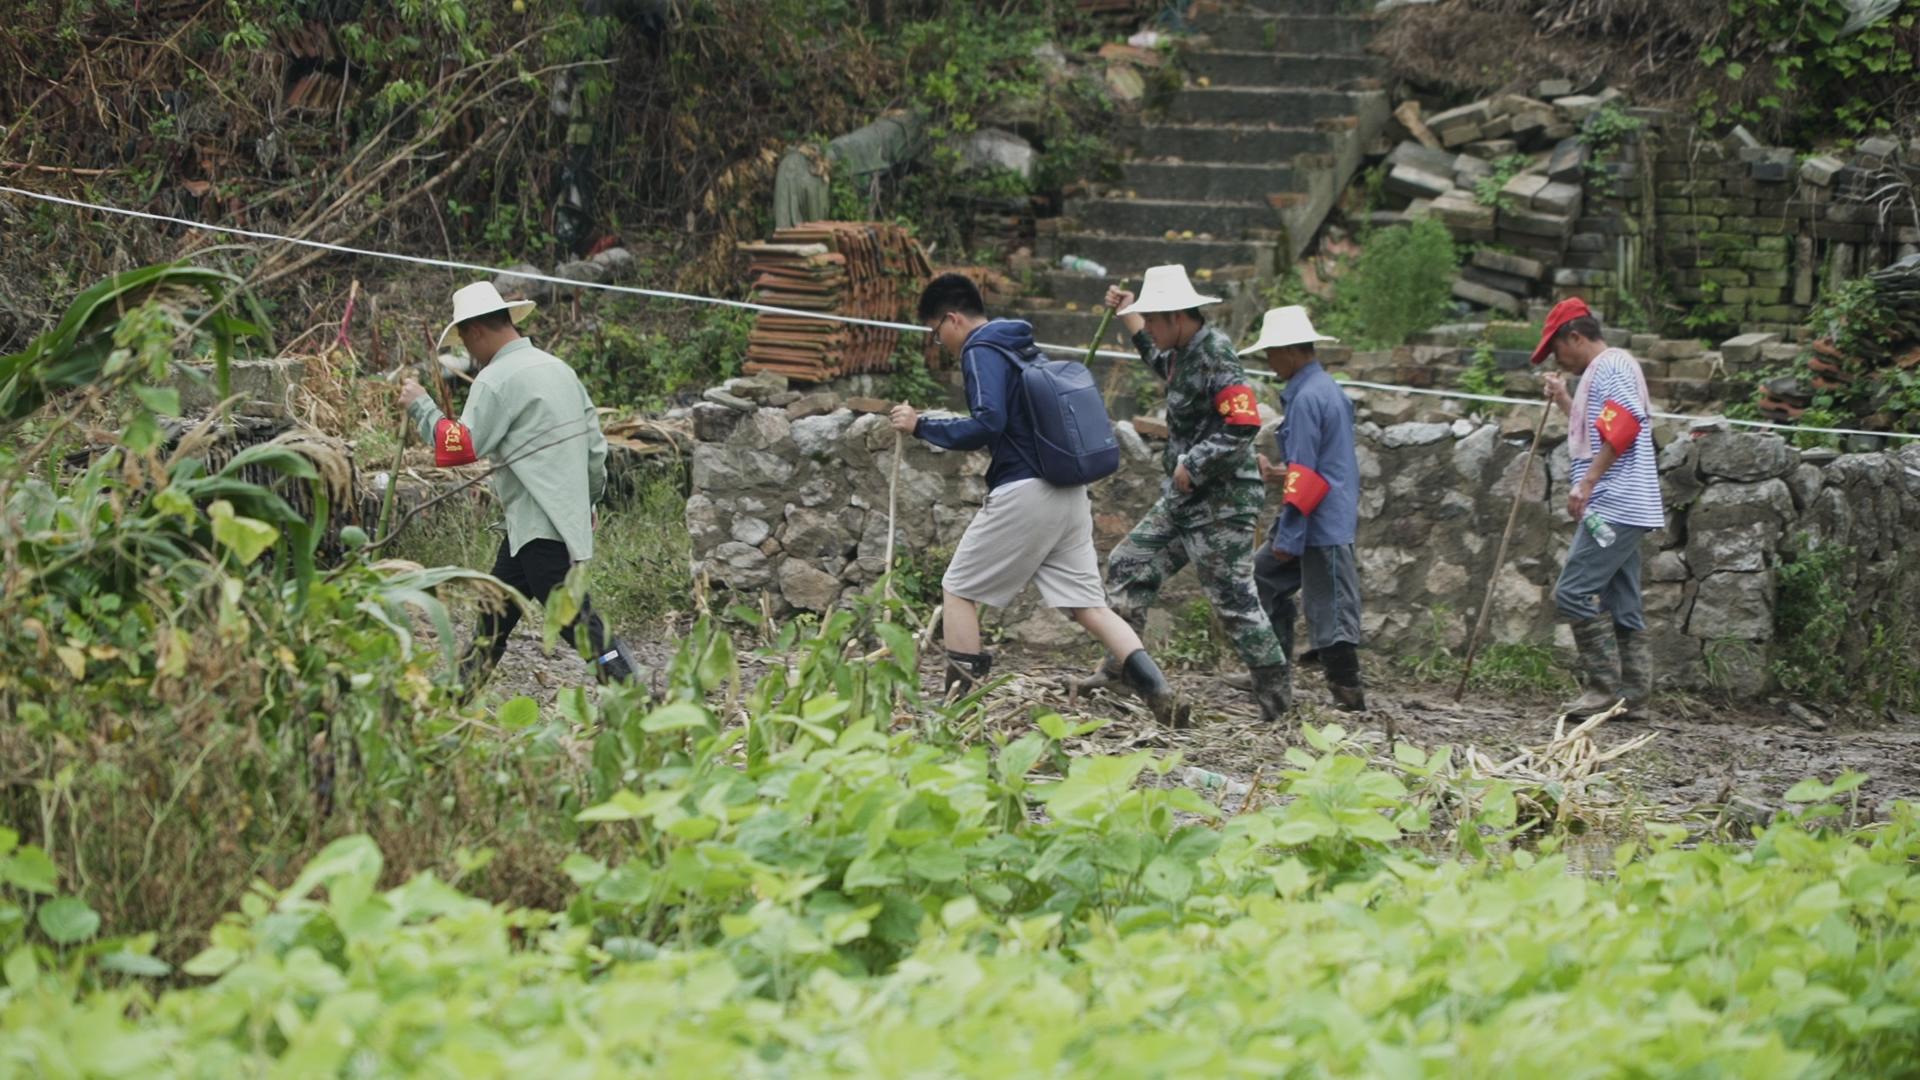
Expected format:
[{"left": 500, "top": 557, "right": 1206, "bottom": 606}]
[
  {"left": 1238, "top": 305, "right": 1338, "bottom": 355},
  {"left": 1118, "top": 264, "right": 1222, "bottom": 315},
  {"left": 438, "top": 281, "right": 536, "bottom": 348}
]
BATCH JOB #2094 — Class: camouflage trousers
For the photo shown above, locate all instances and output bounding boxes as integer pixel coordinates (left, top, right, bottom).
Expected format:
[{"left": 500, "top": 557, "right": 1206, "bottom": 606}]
[{"left": 1106, "top": 494, "right": 1288, "bottom": 671}]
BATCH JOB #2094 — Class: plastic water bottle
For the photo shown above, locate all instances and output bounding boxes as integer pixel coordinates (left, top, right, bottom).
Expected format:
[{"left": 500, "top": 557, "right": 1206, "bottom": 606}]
[
  {"left": 1582, "top": 511, "right": 1617, "bottom": 548},
  {"left": 1059, "top": 255, "right": 1108, "bottom": 278},
  {"left": 1179, "top": 766, "right": 1250, "bottom": 799}
]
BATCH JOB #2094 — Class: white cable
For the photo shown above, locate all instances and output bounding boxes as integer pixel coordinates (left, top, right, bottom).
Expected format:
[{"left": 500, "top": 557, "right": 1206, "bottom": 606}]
[{"left": 4, "top": 183, "right": 1916, "bottom": 443}]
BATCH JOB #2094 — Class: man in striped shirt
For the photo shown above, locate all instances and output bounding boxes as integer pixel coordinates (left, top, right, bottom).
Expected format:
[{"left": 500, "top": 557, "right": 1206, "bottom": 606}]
[{"left": 1534, "top": 299, "right": 1664, "bottom": 717}]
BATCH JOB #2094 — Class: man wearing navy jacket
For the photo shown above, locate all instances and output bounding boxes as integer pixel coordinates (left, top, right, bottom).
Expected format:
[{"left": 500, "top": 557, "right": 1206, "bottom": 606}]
[
  {"left": 889, "top": 274, "right": 1186, "bottom": 725},
  {"left": 1244, "top": 307, "right": 1367, "bottom": 712}
]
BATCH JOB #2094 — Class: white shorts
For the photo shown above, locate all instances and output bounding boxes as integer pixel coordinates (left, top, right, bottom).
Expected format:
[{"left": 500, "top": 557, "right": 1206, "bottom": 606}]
[{"left": 941, "top": 479, "right": 1108, "bottom": 610}]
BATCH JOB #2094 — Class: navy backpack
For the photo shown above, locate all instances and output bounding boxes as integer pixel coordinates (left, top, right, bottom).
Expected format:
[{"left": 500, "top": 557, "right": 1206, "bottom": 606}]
[{"left": 980, "top": 342, "right": 1122, "bottom": 487}]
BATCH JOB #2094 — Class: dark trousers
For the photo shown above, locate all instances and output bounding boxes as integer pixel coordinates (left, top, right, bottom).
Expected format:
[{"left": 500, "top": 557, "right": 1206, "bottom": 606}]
[
  {"left": 463, "top": 537, "right": 610, "bottom": 686},
  {"left": 1252, "top": 542, "right": 1365, "bottom": 687}
]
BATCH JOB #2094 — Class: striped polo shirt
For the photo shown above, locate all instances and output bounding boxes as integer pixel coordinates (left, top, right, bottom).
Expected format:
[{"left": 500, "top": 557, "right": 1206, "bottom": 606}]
[{"left": 1569, "top": 349, "right": 1664, "bottom": 530}]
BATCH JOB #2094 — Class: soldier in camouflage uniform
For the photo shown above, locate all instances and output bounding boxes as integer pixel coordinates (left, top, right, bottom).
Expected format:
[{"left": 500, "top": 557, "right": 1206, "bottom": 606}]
[{"left": 1079, "top": 266, "right": 1294, "bottom": 723}]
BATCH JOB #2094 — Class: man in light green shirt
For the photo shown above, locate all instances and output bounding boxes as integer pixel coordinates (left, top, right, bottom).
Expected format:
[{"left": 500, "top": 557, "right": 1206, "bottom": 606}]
[{"left": 400, "top": 282, "right": 634, "bottom": 691}]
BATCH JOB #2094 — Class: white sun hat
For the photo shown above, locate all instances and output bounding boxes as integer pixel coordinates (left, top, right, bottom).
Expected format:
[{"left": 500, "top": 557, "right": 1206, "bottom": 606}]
[
  {"left": 438, "top": 281, "right": 537, "bottom": 348},
  {"left": 1118, "top": 264, "right": 1222, "bottom": 316},
  {"left": 1237, "top": 305, "right": 1338, "bottom": 355}
]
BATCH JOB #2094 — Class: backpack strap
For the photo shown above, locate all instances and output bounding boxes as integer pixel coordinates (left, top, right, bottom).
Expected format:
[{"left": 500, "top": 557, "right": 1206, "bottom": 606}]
[{"left": 965, "top": 338, "right": 1045, "bottom": 477}]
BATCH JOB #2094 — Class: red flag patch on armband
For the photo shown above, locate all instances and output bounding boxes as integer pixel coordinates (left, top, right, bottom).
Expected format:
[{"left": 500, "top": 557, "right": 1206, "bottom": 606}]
[
  {"left": 1594, "top": 398, "right": 1641, "bottom": 454},
  {"left": 433, "top": 418, "right": 478, "bottom": 467},
  {"left": 1283, "top": 463, "right": 1330, "bottom": 515},
  {"left": 1213, "top": 384, "right": 1260, "bottom": 426}
]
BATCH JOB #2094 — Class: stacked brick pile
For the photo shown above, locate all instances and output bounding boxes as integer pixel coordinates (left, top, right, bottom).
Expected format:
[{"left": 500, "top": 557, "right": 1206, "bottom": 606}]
[{"left": 740, "top": 223, "right": 932, "bottom": 383}]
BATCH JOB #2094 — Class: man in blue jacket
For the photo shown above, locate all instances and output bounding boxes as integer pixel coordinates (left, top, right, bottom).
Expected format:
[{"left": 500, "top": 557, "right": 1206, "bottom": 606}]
[
  {"left": 888, "top": 274, "right": 1186, "bottom": 725},
  {"left": 1244, "top": 307, "right": 1367, "bottom": 711}
]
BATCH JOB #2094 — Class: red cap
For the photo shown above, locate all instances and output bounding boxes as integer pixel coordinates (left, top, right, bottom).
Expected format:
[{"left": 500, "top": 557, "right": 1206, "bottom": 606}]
[{"left": 1530, "top": 297, "right": 1592, "bottom": 366}]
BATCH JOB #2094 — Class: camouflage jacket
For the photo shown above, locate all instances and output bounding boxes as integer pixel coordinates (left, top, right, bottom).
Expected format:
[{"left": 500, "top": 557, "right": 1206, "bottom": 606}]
[{"left": 1132, "top": 325, "right": 1264, "bottom": 513}]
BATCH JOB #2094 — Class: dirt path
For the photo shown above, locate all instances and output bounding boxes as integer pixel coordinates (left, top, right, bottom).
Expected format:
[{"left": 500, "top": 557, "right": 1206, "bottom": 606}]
[{"left": 480, "top": 626, "right": 1920, "bottom": 825}]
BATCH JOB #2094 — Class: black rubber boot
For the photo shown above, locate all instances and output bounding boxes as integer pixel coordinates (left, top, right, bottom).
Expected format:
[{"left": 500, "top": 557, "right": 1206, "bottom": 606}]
[
  {"left": 1320, "top": 642, "right": 1367, "bottom": 713},
  {"left": 944, "top": 650, "right": 993, "bottom": 697},
  {"left": 1249, "top": 663, "right": 1294, "bottom": 724},
  {"left": 1119, "top": 649, "right": 1192, "bottom": 728},
  {"left": 593, "top": 636, "right": 642, "bottom": 686},
  {"left": 1615, "top": 627, "right": 1652, "bottom": 714}
]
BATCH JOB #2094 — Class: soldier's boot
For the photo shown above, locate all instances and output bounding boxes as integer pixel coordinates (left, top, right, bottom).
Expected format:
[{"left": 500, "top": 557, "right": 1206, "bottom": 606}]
[
  {"left": 1118, "top": 649, "right": 1191, "bottom": 728},
  {"left": 1615, "top": 628, "right": 1653, "bottom": 714},
  {"left": 1075, "top": 610, "right": 1145, "bottom": 693},
  {"left": 1320, "top": 643, "right": 1367, "bottom": 713},
  {"left": 1249, "top": 663, "right": 1294, "bottom": 724},
  {"left": 1559, "top": 618, "right": 1622, "bottom": 717},
  {"left": 944, "top": 650, "right": 994, "bottom": 698},
  {"left": 592, "top": 636, "right": 643, "bottom": 686}
]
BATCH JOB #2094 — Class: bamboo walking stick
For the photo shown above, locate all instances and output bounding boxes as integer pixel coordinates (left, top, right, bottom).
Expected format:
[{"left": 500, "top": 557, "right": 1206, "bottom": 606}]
[{"left": 1454, "top": 401, "right": 1552, "bottom": 700}]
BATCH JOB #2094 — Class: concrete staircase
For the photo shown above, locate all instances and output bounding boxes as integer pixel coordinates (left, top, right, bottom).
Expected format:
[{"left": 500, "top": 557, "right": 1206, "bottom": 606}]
[{"left": 1020, "top": 0, "right": 1389, "bottom": 354}]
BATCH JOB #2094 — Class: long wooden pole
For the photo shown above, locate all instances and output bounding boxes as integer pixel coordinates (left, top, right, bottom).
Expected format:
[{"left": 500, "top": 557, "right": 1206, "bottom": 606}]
[{"left": 1454, "top": 401, "right": 1552, "bottom": 700}]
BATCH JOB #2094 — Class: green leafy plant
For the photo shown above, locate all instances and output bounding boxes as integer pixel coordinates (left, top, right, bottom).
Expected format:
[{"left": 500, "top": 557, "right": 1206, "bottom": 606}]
[
  {"left": 1164, "top": 598, "right": 1227, "bottom": 669},
  {"left": 1455, "top": 339, "right": 1508, "bottom": 408},
  {"left": 1472, "top": 153, "right": 1532, "bottom": 209},
  {"left": 1317, "top": 218, "right": 1460, "bottom": 350}
]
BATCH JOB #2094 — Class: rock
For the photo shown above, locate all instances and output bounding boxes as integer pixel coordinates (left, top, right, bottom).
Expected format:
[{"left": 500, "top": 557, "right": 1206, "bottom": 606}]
[
  {"left": 1688, "top": 571, "right": 1775, "bottom": 640},
  {"left": 1553, "top": 94, "right": 1605, "bottom": 120},
  {"left": 958, "top": 127, "right": 1035, "bottom": 179},
  {"left": 730, "top": 517, "right": 772, "bottom": 546},
  {"left": 1387, "top": 163, "right": 1455, "bottom": 200},
  {"left": 493, "top": 263, "right": 551, "bottom": 302},
  {"left": 1856, "top": 135, "right": 1901, "bottom": 163},
  {"left": 1687, "top": 524, "right": 1774, "bottom": 574},
  {"left": 786, "top": 392, "right": 839, "bottom": 419},
  {"left": 1690, "top": 477, "right": 1795, "bottom": 530},
  {"left": 726, "top": 373, "right": 790, "bottom": 402},
  {"left": 1386, "top": 141, "right": 1461, "bottom": 177},
  {"left": 845, "top": 396, "right": 895, "bottom": 415},
  {"left": 1461, "top": 265, "right": 1533, "bottom": 297},
  {"left": 1647, "top": 550, "right": 1689, "bottom": 582},
  {"left": 726, "top": 408, "right": 792, "bottom": 451},
  {"left": 1452, "top": 278, "right": 1524, "bottom": 315},
  {"left": 1381, "top": 422, "right": 1452, "bottom": 448},
  {"left": 1450, "top": 423, "right": 1499, "bottom": 482},
  {"left": 588, "top": 247, "right": 634, "bottom": 275},
  {"left": 1500, "top": 172, "right": 1551, "bottom": 204},
  {"left": 1427, "top": 101, "right": 1492, "bottom": 137},
  {"left": 685, "top": 493, "right": 725, "bottom": 548},
  {"left": 691, "top": 401, "right": 744, "bottom": 442},
  {"left": 1727, "top": 125, "right": 1763, "bottom": 151},
  {"left": 555, "top": 258, "right": 607, "bottom": 286},
  {"left": 1498, "top": 205, "right": 1574, "bottom": 239},
  {"left": 1472, "top": 248, "right": 1547, "bottom": 281},
  {"left": 787, "top": 503, "right": 864, "bottom": 557},
  {"left": 1799, "top": 155, "right": 1845, "bottom": 187},
  {"left": 1114, "top": 420, "right": 1152, "bottom": 463},
  {"left": 702, "top": 387, "right": 757, "bottom": 412},
  {"left": 705, "top": 541, "right": 773, "bottom": 590},
  {"left": 1535, "top": 78, "right": 1574, "bottom": 99},
  {"left": 1531, "top": 181, "right": 1583, "bottom": 217},
  {"left": 1133, "top": 416, "right": 1170, "bottom": 440},
  {"left": 1746, "top": 148, "right": 1794, "bottom": 182},
  {"left": 1546, "top": 137, "right": 1588, "bottom": 182},
  {"left": 1393, "top": 100, "right": 1445, "bottom": 151},
  {"left": 1787, "top": 463, "right": 1823, "bottom": 511},
  {"left": 1718, "top": 332, "right": 1780, "bottom": 365},
  {"left": 778, "top": 559, "right": 844, "bottom": 612},
  {"left": 690, "top": 444, "right": 795, "bottom": 493},
  {"left": 1697, "top": 432, "right": 1795, "bottom": 482},
  {"left": 1424, "top": 560, "right": 1467, "bottom": 596},
  {"left": 791, "top": 411, "right": 854, "bottom": 460}
]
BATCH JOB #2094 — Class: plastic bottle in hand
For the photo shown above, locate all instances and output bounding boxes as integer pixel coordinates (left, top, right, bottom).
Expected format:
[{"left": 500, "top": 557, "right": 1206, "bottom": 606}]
[{"left": 1583, "top": 511, "right": 1617, "bottom": 548}]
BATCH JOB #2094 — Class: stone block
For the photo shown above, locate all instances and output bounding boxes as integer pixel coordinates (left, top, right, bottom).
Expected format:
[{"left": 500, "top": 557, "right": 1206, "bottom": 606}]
[
  {"left": 1553, "top": 94, "right": 1604, "bottom": 120},
  {"left": 1386, "top": 163, "right": 1456, "bottom": 200},
  {"left": 1428, "top": 101, "right": 1492, "bottom": 135},
  {"left": 1461, "top": 265, "right": 1533, "bottom": 297},
  {"left": 1441, "top": 123, "right": 1485, "bottom": 149},
  {"left": 1687, "top": 571, "right": 1775, "bottom": 641},
  {"left": 1471, "top": 247, "right": 1547, "bottom": 280},
  {"left": 1532, "top": 181, "right": 1584, "bottom": 217},
  {"left": 1535, "top": 78, "right": 1574, "bottom": 99},
  {"left": 1500, "top": 172, "right": 1551, "bottom": 203},
  {"left": 1499, "top": 205, "right": 1574, "bottom": 238},
  {"left": 1547, "top": 137, "right": 1589, "bottom": 182},
  {"left": 1567, "top": 232, "right": 1607, "bottom": 253},
  {"left": 1697, "top": 433, "right": 1795, "bottom": 482},
  {"left": 1856, "top": 135, "right": 1901, "bottom": 162},
  {"left": 1551, "top": 267, "right": 1611, "bottom": 287},
  {"left": 1387, "top": 141, "right": 1463, "bottom": 176},
  {"left": 1799, "top": 155, "right": 1846, "bottom": 187},
  {"left": 1452, "top": 277, "right": 1524, "bottom": 315},
  {"left": 1464, "top": 139, "right": 1519, "bottom": 160},
  {"left": 1431, "top": 192, "right": 1497, "bottom": 232},
  {"left": 1748, "top": 149, "right": 1795, "bottom": 182},
  {"left": 786, "top": 392, "right": 839, "bottom": 419}
]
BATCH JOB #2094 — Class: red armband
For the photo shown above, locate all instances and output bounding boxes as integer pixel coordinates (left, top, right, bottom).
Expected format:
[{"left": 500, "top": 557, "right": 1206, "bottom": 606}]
[
  {"left": 1213, "top": 384, "right": 1260, "bottom": 427},
  {"left": 1283, "top": 463, "right": 1330, "bottom": 515},
  {"left": 433, "top": 418, "right": 478, "bottom": 467},
  {"left": 1593, "top": 399, "right": 1642, "bottom": 454}
]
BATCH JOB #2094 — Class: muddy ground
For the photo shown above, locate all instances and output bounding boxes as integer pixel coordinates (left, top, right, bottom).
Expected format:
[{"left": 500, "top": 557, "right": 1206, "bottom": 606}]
[{"left": 484, "top": 626, "right": 1920, "bottom": 827}]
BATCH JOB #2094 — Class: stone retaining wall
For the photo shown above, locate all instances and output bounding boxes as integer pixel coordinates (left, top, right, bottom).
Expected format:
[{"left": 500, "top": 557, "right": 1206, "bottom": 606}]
[{"left": 687, "top": 384, "right": 1920, "bottom": 696}]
